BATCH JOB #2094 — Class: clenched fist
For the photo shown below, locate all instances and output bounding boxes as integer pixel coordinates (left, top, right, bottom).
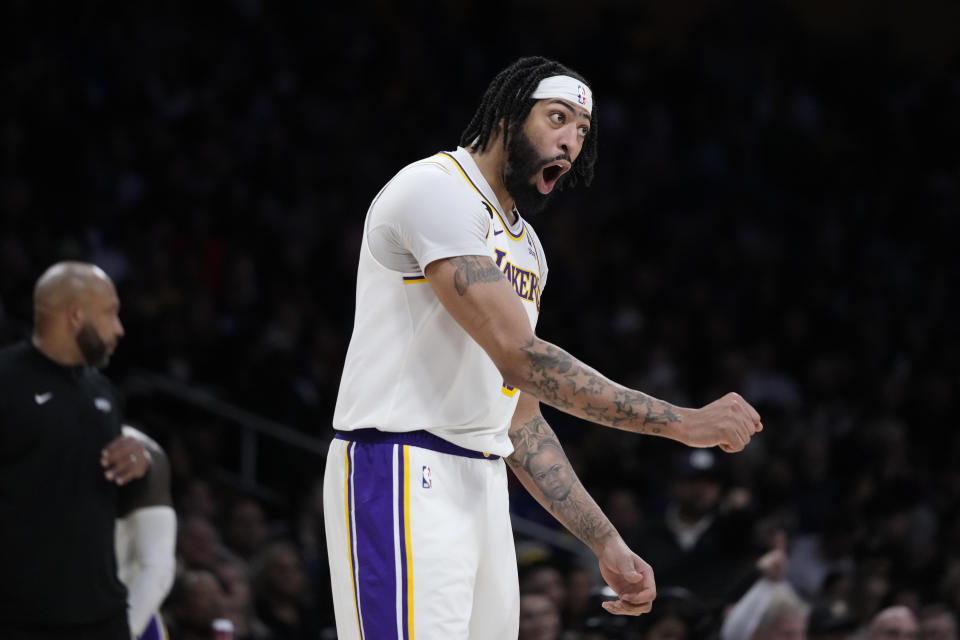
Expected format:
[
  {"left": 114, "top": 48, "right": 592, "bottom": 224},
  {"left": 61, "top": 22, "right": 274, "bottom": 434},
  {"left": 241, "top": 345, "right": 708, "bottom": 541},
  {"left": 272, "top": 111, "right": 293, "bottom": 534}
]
[{"left": 677, "top": 392, "right": 763, "bottom": 453}]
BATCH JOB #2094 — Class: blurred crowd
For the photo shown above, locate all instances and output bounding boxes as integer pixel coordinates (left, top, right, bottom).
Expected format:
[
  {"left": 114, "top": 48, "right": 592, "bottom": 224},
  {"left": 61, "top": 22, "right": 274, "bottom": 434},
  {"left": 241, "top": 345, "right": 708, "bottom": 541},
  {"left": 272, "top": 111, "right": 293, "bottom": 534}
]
[{"left": 2, "top": 1, "right": 958, "bottom": 638}]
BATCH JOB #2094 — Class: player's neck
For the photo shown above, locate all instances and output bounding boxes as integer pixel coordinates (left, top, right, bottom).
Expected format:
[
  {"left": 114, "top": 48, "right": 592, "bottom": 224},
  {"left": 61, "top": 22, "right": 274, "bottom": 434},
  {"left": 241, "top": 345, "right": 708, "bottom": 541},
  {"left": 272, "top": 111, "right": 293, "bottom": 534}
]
[{"left": 469, "top": 145, "right": 519, "bottom": 225}]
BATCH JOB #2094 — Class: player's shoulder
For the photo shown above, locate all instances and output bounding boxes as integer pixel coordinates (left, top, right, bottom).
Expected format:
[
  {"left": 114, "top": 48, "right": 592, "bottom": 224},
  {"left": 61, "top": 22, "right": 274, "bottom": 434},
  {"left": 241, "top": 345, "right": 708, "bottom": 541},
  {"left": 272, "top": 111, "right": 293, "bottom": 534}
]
[
  {"left": 377, "top": 152, "right": 475, "bottom": 208},
  {"left": 122, "top": 425, "right": 167, "bottom": 459},
  {"left": 0, "top": 340, "right": 41, "bottom": 382},
  {"left": 392, "top": 152, "right": 461, "bottom": 184},
  {"left": 0, "top": 340, "right": 30, "bottom": 363},
  {"left": 118, "top": 426, "right": 173, "bottom": 512}
]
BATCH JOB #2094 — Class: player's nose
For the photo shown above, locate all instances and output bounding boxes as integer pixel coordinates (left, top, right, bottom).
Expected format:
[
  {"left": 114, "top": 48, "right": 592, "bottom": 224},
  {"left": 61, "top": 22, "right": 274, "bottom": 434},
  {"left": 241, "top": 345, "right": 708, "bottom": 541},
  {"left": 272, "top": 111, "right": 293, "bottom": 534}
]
[{"left": 557, "top": 126, "right": 580, "bottom": 159}]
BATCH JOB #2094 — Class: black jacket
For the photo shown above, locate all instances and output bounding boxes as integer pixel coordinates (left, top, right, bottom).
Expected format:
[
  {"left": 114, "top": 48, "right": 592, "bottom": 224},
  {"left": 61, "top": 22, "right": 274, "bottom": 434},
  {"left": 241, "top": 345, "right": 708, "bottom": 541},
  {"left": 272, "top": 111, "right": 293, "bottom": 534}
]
[{"left": 0, "top": 340, "right": 127, "bottom": 629}]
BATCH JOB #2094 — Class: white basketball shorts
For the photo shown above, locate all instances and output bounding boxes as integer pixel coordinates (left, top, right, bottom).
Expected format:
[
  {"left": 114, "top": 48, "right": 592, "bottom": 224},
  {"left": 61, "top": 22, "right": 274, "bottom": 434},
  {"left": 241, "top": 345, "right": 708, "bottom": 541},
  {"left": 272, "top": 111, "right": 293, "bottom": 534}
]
[{"left": 323, "top": 429, "right": 519, "bottom": 640}]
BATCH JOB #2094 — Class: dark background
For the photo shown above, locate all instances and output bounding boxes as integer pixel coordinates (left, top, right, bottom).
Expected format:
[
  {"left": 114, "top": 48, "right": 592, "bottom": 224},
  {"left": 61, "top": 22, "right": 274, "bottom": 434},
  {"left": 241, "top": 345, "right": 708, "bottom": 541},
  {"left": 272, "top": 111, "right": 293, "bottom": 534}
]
[{"left": 2, "top": 0, "right": 958, "bottom": 636}]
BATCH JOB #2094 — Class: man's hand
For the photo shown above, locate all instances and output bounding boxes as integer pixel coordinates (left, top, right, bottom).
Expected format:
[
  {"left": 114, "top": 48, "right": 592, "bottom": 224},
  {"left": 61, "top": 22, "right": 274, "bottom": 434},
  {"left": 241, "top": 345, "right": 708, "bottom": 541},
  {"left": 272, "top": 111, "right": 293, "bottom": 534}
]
[
  {"left": 597, "top": 537, "right": 657, "bottom": 615},
  {"left": 756, "top": 530, "right": 789, "bottom": 582},
  {"left": 101, "top": 435, "right": 150, "bottom": 485},
  {"left": 679, "top": 392, "right": 763, "bottom": 452}
]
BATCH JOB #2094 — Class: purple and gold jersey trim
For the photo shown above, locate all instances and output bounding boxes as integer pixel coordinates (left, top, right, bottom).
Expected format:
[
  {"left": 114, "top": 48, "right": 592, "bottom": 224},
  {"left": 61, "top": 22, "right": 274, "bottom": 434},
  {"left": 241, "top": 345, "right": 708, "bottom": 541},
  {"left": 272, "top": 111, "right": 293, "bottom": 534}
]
[
  {"left": 438, "top": 152, "right": 526, "bottom": 241},
  {"left": 341, "top": 437, "right": 417, "bottom": 640},
  {"left": 335, "top": 429, "right": 500, "bottom": 460},
  {"left": 402, "top": 275, "right": 428, "bottom": 284}
]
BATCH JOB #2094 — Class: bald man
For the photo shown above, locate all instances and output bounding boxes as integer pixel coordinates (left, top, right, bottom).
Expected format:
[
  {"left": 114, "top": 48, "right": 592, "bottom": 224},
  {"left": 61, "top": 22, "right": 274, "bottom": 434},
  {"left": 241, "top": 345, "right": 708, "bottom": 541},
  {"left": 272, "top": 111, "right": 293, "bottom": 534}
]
[
  {"left": 0, "top": 261, "right": 151, "bottom": 639},
  {"left": 866, "top": 605, "right": 919, "bottom": 640}
]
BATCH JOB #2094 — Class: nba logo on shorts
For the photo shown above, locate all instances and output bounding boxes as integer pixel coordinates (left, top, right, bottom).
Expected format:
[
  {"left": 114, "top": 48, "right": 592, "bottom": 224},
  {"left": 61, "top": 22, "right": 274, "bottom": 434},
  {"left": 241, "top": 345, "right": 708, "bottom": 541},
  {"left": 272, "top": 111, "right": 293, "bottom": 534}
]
[
  {"left": 577, "top": 85, "right": 587, "bottom": 105},
  {"left": 421, "top": 465, "right": 432, "bottom": 489}
]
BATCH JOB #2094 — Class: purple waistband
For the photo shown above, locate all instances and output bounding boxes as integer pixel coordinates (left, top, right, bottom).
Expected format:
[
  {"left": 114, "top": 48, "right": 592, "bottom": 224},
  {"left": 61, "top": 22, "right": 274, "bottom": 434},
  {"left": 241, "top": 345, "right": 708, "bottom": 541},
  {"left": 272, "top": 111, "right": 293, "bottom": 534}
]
[{"left": 334, "top": 429, "right": 500, "bottom": 460}]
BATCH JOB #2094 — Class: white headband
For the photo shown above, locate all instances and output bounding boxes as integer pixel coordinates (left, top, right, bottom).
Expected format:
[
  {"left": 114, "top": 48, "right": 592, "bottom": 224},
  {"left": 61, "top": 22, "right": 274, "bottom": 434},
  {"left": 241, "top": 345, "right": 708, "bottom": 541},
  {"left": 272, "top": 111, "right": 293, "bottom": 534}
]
[{"left": 531, "top": 75, "right": 593, "bottom": 113}]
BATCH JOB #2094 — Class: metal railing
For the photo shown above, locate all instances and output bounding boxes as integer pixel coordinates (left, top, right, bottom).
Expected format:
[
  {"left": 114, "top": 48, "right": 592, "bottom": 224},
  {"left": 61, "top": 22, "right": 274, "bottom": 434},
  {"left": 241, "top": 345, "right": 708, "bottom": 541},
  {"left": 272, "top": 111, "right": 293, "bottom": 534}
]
[
  {"left": 122, "top": 369, "right": 593, "bottom": 563},
  {"left": 123, "top": 369, "right": 330, "bottom": 506}
]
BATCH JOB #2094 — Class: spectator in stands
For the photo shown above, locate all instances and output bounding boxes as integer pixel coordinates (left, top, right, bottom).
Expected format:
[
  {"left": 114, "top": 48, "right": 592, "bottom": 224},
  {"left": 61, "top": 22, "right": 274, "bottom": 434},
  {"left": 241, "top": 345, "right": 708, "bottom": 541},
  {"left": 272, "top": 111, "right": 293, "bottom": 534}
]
[
  {"left": 634, "top": 449, "right": 755, "bottom": 608},
  {"left": 863, "top": 605, "right": 919, "bottom": 640},
  {"left": 250, "top": 541, "right": 321, "bottom": 640},
  {"left": 519, "top": 592, "right": 563, "bottom": 640},
  {"left": 178, "top": 516, "right": 230, "bottom": 571},
  {"left": 213, "top": 557, "right": 271, "bottom": 640},
  {"left": 222, "top": 496, "right": 269, "bottom": 561},
  {"left": 721, "top": 532, "right": 808, "bottom": 640},
  {"left": 918, "top": 604, "right": 957, "bottom": 640},
  {"left": 164, "top": 569, "right": 228, "bottom": 640}
]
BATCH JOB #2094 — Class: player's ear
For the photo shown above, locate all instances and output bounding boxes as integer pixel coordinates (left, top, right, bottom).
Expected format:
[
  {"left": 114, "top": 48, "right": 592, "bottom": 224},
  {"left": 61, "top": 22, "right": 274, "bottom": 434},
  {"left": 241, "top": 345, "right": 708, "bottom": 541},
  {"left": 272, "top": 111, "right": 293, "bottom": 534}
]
[
  {"left": 67, "top": 304, "right": 87, "bottom": 332},
  {"left": 494, "top": 118, "right": 512, "bottom": 149}
]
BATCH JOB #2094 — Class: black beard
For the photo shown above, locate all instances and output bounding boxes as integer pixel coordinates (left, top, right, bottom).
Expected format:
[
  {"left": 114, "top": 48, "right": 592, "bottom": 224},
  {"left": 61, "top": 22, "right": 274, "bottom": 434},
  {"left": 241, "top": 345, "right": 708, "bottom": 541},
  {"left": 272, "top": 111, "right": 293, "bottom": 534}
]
[
  {"left": 76, "top": 322, "right": 110, "bottom": 369},
  {"left": 503, "top": 128, "right": 554, "bottom": 217}
]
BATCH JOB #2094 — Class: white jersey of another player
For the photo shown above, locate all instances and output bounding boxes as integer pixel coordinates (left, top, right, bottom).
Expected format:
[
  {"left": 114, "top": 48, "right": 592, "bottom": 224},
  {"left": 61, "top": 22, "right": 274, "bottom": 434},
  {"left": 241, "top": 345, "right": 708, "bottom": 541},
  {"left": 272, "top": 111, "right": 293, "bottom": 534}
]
[
  {"left": 333, "top": 146, "right": 547, "bottom": 457},
  {"left": 116, "top": 426, "right": 177, "bottom": 640}
]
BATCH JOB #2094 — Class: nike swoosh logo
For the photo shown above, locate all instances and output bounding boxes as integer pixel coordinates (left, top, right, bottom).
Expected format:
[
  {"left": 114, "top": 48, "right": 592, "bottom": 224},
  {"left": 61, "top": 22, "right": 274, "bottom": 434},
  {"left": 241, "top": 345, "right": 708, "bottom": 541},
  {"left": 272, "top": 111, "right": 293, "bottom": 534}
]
[
  {"left": 35, "top": 392, "right": 53, "bottom": 405},
  {"left": 493, "top": 229, "right": 504, "bottom": 235}
]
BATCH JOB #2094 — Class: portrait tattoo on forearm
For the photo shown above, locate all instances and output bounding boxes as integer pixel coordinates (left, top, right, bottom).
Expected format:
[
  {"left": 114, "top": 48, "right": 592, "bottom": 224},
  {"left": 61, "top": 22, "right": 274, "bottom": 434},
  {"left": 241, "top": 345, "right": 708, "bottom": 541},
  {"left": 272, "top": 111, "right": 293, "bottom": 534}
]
[{"left": 508, "top": 414, "right": 615, "bottom": 545}]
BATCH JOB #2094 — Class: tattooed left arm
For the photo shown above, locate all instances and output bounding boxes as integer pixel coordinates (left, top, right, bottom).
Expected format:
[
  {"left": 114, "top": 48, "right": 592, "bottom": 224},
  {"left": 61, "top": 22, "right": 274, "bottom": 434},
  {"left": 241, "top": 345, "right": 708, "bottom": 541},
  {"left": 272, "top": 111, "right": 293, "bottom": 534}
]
[
  {"left": 507, "top": 392, "right": 656, "bottom": 615},
  {"left": 424, "top": 255, "right": 762, "bottom": 453}
]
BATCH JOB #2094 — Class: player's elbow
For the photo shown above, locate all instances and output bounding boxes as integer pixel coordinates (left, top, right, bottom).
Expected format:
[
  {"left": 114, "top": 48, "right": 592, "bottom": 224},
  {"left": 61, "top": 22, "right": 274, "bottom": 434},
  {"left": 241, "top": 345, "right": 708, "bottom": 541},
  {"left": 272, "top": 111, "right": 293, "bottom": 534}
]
[
  {"left": 158, "top": 558, "right": 176, "bottom": 595},
  {"left": 490, "top": 338, "right": 538, "bottom": 390},
  {"left": 498, "top": 366, "right": 525, "bottom": 390},
  {"left": 141, "top": 556, "right": 177, "bottom": 595}
]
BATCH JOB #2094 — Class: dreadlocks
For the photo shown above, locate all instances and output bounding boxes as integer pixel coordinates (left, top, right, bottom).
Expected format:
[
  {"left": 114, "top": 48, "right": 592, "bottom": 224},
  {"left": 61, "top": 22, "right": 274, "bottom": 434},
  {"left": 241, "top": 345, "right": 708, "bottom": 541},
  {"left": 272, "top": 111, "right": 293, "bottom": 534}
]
[{"left": 459, "top": 56, "right": 599, "bottom": 189}]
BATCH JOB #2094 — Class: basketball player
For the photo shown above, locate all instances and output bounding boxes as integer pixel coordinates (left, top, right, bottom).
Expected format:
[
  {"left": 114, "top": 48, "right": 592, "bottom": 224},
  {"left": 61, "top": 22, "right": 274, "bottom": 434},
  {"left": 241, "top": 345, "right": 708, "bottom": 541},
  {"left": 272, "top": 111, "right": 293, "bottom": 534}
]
[
  {"left": 324, "top": 56, "right": 763, "bottom": 639},
  {"left": 0, "top": 261, "right": 151, "bottom": 639},
  {"left": 116, "top": 425, "right": 177, "bottom": 640}
]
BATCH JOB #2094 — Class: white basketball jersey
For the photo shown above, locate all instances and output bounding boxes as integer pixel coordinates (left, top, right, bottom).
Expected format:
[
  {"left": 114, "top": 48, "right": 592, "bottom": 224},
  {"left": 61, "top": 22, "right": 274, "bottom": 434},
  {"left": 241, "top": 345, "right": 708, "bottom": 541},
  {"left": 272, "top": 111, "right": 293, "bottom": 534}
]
[{"left": 333, "top": 147, "right": 548, "bottom": 457}]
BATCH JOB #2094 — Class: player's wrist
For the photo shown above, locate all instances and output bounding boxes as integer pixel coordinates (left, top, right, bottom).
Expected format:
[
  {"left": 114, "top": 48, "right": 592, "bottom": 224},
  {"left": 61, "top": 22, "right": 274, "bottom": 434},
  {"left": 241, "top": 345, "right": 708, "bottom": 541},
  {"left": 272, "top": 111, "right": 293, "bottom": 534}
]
[
  {"left": 647, "top": 406, "right": 691, "bottom": 443},
  {"left": 593, "top": 530, "right": 628, "bottom": 559}
]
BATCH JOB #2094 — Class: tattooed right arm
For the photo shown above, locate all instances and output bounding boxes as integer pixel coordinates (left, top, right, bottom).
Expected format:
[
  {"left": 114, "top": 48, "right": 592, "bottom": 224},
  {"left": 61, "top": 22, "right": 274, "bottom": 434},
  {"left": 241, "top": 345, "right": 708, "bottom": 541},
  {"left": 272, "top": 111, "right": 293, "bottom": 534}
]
[
  {"left": 507, "top": 392, "right": 659, "bottom": 615},
  {"left": 506, "top": 394, "right": 617, "bottom": 552}
]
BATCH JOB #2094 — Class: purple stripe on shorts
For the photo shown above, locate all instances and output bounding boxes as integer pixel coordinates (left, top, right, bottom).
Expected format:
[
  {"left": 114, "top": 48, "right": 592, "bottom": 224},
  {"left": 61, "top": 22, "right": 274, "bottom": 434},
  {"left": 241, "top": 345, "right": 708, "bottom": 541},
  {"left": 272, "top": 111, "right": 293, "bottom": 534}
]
[
  {"left": 336, "top": 429, "right": 500, "bottom": 460},
  {"left": 352, "top": 439, "right": 401, "bottom": 640}
]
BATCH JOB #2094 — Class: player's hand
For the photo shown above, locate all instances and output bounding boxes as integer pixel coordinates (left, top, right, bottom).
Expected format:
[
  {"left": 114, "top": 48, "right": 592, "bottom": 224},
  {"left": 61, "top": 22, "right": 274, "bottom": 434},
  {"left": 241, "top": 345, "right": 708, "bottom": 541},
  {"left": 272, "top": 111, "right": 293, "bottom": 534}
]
[
  {"left": 680, "top": 392, "right": 762, "bottom": 452},
  {"left": 101, "top": 435, "right": 151, "bottom": 485},
  {"left": 756, "top": 530, "right": 789, "bottom": 582},
  {"left": 597, "top": 537, "right": 657, "bottom": 615}
]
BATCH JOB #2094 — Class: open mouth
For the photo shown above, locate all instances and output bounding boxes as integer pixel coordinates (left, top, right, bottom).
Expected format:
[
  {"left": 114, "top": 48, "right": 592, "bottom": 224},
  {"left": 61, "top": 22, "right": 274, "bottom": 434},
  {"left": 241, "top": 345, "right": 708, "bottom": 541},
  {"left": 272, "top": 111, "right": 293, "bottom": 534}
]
[{"left": 538, "top": 161, "right": 571, "bottom": 195}]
